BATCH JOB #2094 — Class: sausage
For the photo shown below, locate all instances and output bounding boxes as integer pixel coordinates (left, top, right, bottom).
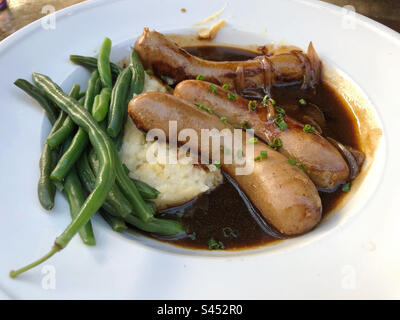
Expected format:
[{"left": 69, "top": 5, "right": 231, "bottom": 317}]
[
  {"left": 128, "top": 92, "right": 322, "bottom": 236},
  {"left": 134, "top": 28, "right": 321, "bottom": 98},
  {"left": 174, "top": 80, "right": 350, "bottom": 190}
]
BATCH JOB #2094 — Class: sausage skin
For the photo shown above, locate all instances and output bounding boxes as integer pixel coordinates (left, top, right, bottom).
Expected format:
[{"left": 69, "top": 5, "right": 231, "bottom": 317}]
[
  {"left": 128, "top": 92, "right": 322, "bottom": 236},
  {"left": 134, "top": 28, "right": 321, "bottom": 97},
  {"left": 174, "top": 80, "right": 349, "bottom": 190}
]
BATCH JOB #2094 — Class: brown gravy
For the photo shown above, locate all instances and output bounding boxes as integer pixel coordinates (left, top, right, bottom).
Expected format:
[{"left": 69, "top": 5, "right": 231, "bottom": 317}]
[{"left": 138, "top": 46, "right": 362, "bottom": 250}]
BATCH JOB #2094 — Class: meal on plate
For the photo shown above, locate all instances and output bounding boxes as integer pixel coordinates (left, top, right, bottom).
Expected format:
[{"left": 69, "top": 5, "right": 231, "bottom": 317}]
[{"left": 10, "top": 28, "right": 364, "bottom": 277}]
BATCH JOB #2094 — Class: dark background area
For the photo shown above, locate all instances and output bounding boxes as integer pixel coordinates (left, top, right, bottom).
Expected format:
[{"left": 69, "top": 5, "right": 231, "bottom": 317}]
[{"left": 1, "top": 0, "right": 399, "bottom": 40}]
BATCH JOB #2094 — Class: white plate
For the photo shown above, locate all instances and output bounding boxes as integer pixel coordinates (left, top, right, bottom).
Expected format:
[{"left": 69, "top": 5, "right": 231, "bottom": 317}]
[{"left": 0, "top": 0, "right": 399, "bottom": 299}]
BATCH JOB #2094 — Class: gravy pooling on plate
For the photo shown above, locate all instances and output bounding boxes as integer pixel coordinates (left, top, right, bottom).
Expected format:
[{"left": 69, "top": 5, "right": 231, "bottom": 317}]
[{"left": 133, "top": 45, "right": 362, "bottom": 250}]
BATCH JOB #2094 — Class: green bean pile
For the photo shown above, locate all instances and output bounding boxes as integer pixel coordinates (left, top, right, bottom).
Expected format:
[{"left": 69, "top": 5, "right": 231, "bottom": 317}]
[{"left": 10, "top": 37, "right": 185, "bottom": 278}]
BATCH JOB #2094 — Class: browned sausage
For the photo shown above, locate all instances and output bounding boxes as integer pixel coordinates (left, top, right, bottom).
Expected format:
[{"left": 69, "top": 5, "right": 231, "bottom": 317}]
[
  {"left": 128, "top": 92, "right": 322, "bottom": 236},
  {"left": 174, "top": 80, "right": 349, "bottom": 190},
  {"left": 134, "top": 28, "right": 321, "bottom": 97}
]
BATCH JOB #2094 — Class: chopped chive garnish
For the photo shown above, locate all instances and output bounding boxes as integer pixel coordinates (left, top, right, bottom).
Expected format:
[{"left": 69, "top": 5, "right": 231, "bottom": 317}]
[
  {"left": 275, "top": 106, "right": 286, "bottom": 114},
  {"left": 196, "top": 74, "right": 205, "bottom": 80},
  {"left": 303, "top": 124, "right": 316, "bottom": 133},
  {"left": 269, "top": 98, "right": 276, "bottom": 105},
  {"left": 241, "top": 121, "right": 251, "bottom": 129},
  {"left": 298, "top": 163, "right": 306, "bottom": 172},
  {"left": 288, "top": 158, "right": 306, "bottom": 172},
  {"left": 222, "top": 83, "right": 230, "bottom": 90},
  {"left": 248, "top": 137, "right": 258, "bottom": 143},
  {"left": 222, "top": 227, "right": 238, "bottom": 238},
  {"left": 145, "top": 69, "right": 153, "bottom": 75},
  {"left": 248, "top": 100, "right": 257, "bottom": 111},
  {"left": 208, "top": 238, "right": 225, "bottom": 250},
  {"left": 254, "top": 156, "right": 261, "bottom": 161},
  {"left": 188, "top": 232, "right": 196, "bottom": 240},
  {"left": 299, "top": 98, "right": 307, "bottom": 105},
  {"left": 260, "top": 150, "right": 268, "bottom": 158},
  {"left": 220, "top": 116, "right": 228, "bottom": 124},
  {"left": 274, "top": 113, "right": 288, "bottom": 131},
  {"left": 194, "top": 102, "right": 214, "bottom": 114},
  {"left": 342, "top": 182, "right": 351, "bottom": 192},
  {"left": 209, "top": 83, "right": 218, "bottom": 93},
  {"left": 228, "top": 93, "right": 237, "bottom": 100},
  {"left": 261, "top": 94, "right": 268, "bottom": 107},
  {"left": 214, "top": 161, "right": 221, "bottom": 168},
  {"left": 269, "top": 137, "right": 283, "bottom": 149}
]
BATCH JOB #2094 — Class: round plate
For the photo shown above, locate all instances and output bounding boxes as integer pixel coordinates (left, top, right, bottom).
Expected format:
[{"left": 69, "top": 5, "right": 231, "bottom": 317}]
[{"left": 0, "top": 0, "right": 399, "bottom": 299}]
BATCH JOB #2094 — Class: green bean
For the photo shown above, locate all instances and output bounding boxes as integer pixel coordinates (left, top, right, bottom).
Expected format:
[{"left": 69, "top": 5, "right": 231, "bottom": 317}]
[
  {"left": 69, "top": 55, "right": 122, "bottom": 78},
  {"left": 85, "top": 71, "right": 101, "bottom": 114},
  {"left": 113, "top": 152, "right": 155, "bottom": 222},
  {"left": 16, "top": 82, "right": 77, "bottom": 209},
  {"left": 107, "top": 67, "right": 132, "bottom": 138},
  {"left": 50, "top": 72, "right": 101, "bottom": 182},
  {"left": 124, "top": 215, "right": 183, "bottom": 236},
  {"left": 78, "top": 90, "right": 86, "bottom": 100},
  {"left": 79, "top": 151, "right": 132, "bottom": 218},
  {"left": 76, "top": 153, "right": 118, "bottom": 216},
  {"left": 14, "top": 79, "right": 59, "bottom": 125},
  {"left": 37, "top": 111, "right": 66, "bottom": 210},
  {"left": 46, "top": 84, "right": 81, "bottom": 149},
  {"left": 122, "top": 163, "right": 160, "bottom": 199},
  {"left": 97, "top": 37, "right": 113, "bottom": 89},
  {"left": 9, "top": 73, "right": 116, "bottom": 278},
  {"left": 92, "top": 87, "right": 111, "bottom": 122},
  {"left": 50, "top": 129, "right": 89, "bottom": 182},
  {"left": 132, "top": 179, "right": 160, "bottom": 200},
  {"left": 129, "top": 49, "right": 145, "bottom": 97},
  {"left": 63, "top": 140, "right": 96, "bottom": 246},
  {"left": 145, "top": 200, "right": 157, "bottom": 214},
  {"left": 100, "top": 211, "right": 127, "bottom": 233},
  {"left": 47, "top": 116, "right": 75, "bottom": 149}
]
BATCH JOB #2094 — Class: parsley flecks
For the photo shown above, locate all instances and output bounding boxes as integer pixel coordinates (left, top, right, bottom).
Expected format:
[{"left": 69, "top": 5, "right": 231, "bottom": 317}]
[
  {"left": 196, "top": 74, "right": 205, "bottom": 80},
  {"left": 220, "top": 116, "right": 228, "bottom": 124},
  {"left": 222, "top": 83, "right": 230, "bottom": 90}
]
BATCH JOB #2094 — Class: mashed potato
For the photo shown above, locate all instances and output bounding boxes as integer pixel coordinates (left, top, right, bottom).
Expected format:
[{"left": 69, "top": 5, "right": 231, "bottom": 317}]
[{"left": 120, "top": 74, "right": 223, "bottom": 209}]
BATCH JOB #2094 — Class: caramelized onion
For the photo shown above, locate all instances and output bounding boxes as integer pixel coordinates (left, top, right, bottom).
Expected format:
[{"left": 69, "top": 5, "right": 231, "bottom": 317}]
[
  {"left": 327, "top": 137, "right": 360, "bottom": 179},
  {"left": 301, "top": 115, "right": 323, "bottom": 134},
  {"left": 302, "top": 102, "right": 326, "bottom": 129}
]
